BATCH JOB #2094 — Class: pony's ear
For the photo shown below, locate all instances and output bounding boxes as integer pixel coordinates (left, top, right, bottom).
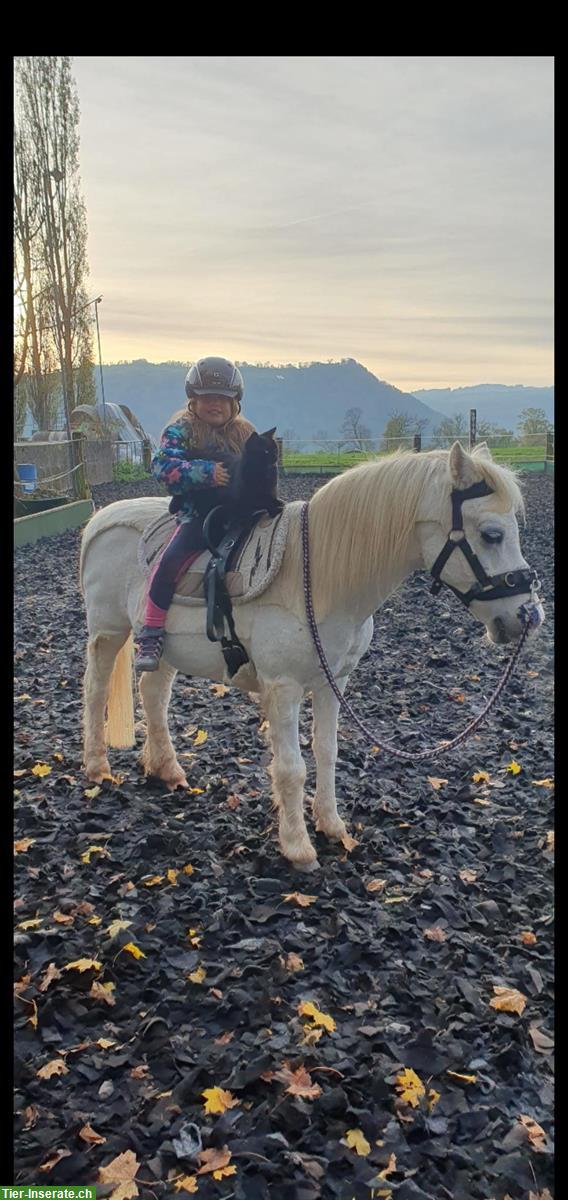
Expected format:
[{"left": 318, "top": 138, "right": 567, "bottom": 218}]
[
  {"left": 471, "top": 441, "right": 492, "bottom": 462},
  {"left": 261, "top": 427, "right": 277, "bottom": 438},
  {"left": 448, "top": 441, "right": 478, "bottom": 488}
]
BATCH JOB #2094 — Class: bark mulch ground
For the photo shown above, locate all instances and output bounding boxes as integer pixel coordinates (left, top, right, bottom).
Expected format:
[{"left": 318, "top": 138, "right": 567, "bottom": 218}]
[{"left": 14, "top": 473, "right": 554, "bottom": 1199}]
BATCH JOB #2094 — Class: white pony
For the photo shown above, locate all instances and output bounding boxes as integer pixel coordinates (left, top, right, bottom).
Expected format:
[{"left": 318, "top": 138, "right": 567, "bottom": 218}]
[{"left": 81, "top": 443, "right": 543, "bottom": 870}]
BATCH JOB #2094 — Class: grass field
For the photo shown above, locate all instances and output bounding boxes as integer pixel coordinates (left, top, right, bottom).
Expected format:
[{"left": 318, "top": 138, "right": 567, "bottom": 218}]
[{"left": 282, "top": 444, "right": 550, "bottom": 471}]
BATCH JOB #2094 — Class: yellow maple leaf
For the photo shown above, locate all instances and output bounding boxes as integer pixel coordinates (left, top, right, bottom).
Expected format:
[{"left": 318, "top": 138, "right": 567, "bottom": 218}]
[
  {"left": 282, "top": 892, "right": 317, "bottom": 907},
  {"left": 14, "top": 838, "right": 35, "bottom": 854},
  {"left": 98, "top": 1149, "right": 139, "bottom": 1199},
  {"left": 213, "top": 1165, "right": 237, "bottom": 1179},
  {"left": 64, "top": 959, "right": 102, "bottom": 973},
  {"left": 18, "top": 917, "right": 42, "bottom": 930},
  {"left": 395, "top": 1068, "right": 425, "bottom": 1108},
  {"left": 202, "top": 1086, "right": 240, "bottom": 1114},
  {"left": 122, "top": 942, "right": 146, "bottom": 960},
  {"left": 81, "top": 845, "right": 108, "bottom": 864},
  {"left": 188, "top": 787, "right": 204, "bottom": 795},
  {"left": 342, "top": 1128, "right": 371, "bottom": 1156},
  {"left": 142, "top": 874, "right": 164, "bottom": 887},
  {"left": 188, "top": 966, "right": 206, "bottom": 984},
  {"left": 174, "top": 1177, "right": 198, "bottom": 1194},
  {"left": 32, "top": 763, "right": 51, "bottom": 777},
  {"left": 167, "top": 869, "right": 179, "bottom": 885},
  {"left": 447, "top": 1070, "right": 477, "bottom": 1084},
  {"left": 506, "top": 760, "right": 522, "bottom": 775},
  {"left": 489, "top": 985, "right": 527, "bottom": 1015},
  {"left": 84, "top": 785, "right": 101, "bottom": 799},
  {"left": 193, "top": 729, "right": 208, "bottom": 746},
  {"left": 298, "top": 1000, "right": 336, "bottom": 1032},
  {"left": 88, "top": 916, "right": 102, "bottom": 926},
  {"left": 472, "top": 770, "right": 491, "bottom": 783},
  {"left": 182, "top": 863, "right": 194, "bottom": 875}
]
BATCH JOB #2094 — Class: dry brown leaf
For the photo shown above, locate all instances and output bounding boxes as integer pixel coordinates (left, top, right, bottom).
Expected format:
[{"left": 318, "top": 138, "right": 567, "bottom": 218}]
[
  {"left": 273, "top": 1062, "right": 322, "bottom": 1099},
  {"left": 202, "top": 1086, "right": 240, "bottom": 1114},
  {"left": 226, "top": 793, "right": 241, "bottom": 809},
  {"left": 40, "top": 1149, "right": 72, "bottom": 1172},
  {"left": 424, "top": 926, "right": 447, "bottom": 942},
  {"left": 427, "top": 777, "right": 448, "bottom": 790},
  {"left": 37, "top": 1059, "right": 69, "bottom": 1079},
  {"left": 447, "top": 1070, "right": 477, "bottom": 1084},
  {"left": 472, "top": 770, "right": 491, "bottom": 783},
  {"left": 174, "top": 1177, "right": 198, "bottom": 1194},
  {"left": 282, "top": 892, "right": 317, "bottom": 907},
  {"left": 528, "top": 1190, "right": 553, "bottom": 1200},
  {"left": 14, "top": 838, "right": 35, "bottom": 853},
  {"left": 23, "top": 1105, "right": 39, "bottom": 1130},
  {"left": 197, "top": 1146, "right": 232, "bottom": 1175},
  {"left": 378, "top": 1152, "right": 397, "bottom": 1179},
  {"left": 98, "top": 1149, "right": 140, "bottom": 1200},
  {"left": 14, "top": 973, "right": 31, "bottom": 996},
  {"left": 340, "top": 831, "right": 359, "bottom": 851},
  {"left": 459, "top": 868, "right": 477, "bottom": 884},
  {"left": 518, "top": 1114, "right": 548, "bottom": 1152},
  {"left": 520, "top": 930, "right": 537, "bottom": 945},
  {"left": 545, "top": 830, "right": 554, "bottom": 852},
  {"left": 52, "top": 910, "right": 74, "bottom": 925},
  {"left": 532, "top": 778, "right": 554, "bottom": 788},
  {"left": 210, "top": 683, "right": 230, "bottom": 697},
  {"left": 489, "top": 985, "right": 527, "bottom": 1015},
  {"left": 18, "top": 917, "right": 42, "bottom": 930},
  {"left": 130, "top": 1064, "right": 150, "bottom": 1079},
  {"left": 366, "top": 879, "right": 387, "bottom": 892},
  {"left": 89, "top": 981, "right": 116, "bottom": 1006},
  {"left": 214, "top": 1031, "right": 234, "bottom": 1045},
  {"left": 167, "top": 868, "right": 179, "bottom": 885},
  {"left": 79, "top": 1123, "right": 107, "bottom": 1145},
  {"left": 283, "top": 952, "right": 304, "bottom": 972},
  {"left": 188, "top": 966, "right": 206, "bottom": 984},
  {"left": 38, "top": 963, "right": 62, "bottom": 993}
]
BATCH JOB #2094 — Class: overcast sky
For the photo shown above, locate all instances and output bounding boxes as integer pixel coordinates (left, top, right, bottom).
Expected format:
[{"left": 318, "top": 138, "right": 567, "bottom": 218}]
[{"left": 73, "top": 56, "right": 554, "bottom": 389}]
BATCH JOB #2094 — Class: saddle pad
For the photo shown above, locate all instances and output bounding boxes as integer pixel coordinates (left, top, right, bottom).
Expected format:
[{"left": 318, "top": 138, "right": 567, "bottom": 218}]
[{"left": 138, "top": 502, "right": 298, "bottom": 606}]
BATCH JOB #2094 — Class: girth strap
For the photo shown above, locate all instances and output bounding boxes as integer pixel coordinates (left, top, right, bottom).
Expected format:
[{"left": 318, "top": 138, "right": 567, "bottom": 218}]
[{"left": 202, "top": 507, "right": 263, "bottom": 677}]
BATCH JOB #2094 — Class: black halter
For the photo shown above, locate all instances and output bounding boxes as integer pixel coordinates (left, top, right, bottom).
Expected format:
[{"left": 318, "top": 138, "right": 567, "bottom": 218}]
[{"left": 430, "top": 480, "right": 539, "bottom": 608}]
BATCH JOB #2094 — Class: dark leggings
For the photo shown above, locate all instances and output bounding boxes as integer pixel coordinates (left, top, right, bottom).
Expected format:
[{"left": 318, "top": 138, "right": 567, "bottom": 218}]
[{"left": 144, "top": 517, "right": 206, "bottom": 623}]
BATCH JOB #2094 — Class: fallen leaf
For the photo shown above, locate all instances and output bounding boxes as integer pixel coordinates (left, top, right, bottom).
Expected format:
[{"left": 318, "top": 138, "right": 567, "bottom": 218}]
[
  {"left": 38, "top": 963, "right": 61, "bottom": 993},
  {"left": 32, "top": 763, "right": 52, "bottom": 777},
  {"left": 130, "top": 1065, "right": 150, "bottom": 1079},
  {"left": 52, "top": 908, "right": 76, "bottom": 926},
  {"left": 342, "top": 1128, "right": 371, "bottom": 1156},
  {"left": 84, "top": 785, "right": 102, "bottom": 799},
  {"left": 395, "top": 1068, "right": 425, "bottom": 1108},
  {"left": 182, "top": 864, "right": 194, "bottom": 875},
  {"left": 142, "top": 875, "right": 164, "bottom": 887},
  {"left": 506, "top": 760, "right": 522, "bottom": 775},
  {"left": 384, "top": 896, "right": 408, "bottom": 904},
  {"left": 197, "top": 1146, "right": 232, "bottom": 1175},
  {"left": 427, "top": 777, "right": 448, "bottom": 790},
  {"left": 532, "top": 778, "right": 554, "bottom": 788},
  {"left": 459, "top": 868, "right": 477, "bottom": 883},
  {"left": 490, "top": 985, "right": 527, "bottom": 1015},
  {"left": 451, "top": 691, "right": 465, "bottom": 703},
  {"left": 64, "top": 958, "right": 102, "bottom": 973},
  {"left": 188, "top": 966, "right": 206, "bottom": 984},
  {"left": 17, "top": 917, "right": 42, "bottom": 930},
  {"left": 106, "top": 919, "right": 132, "bottom": 938},
  {"left": 226, "top": 793, "right": 241, "bottom": 809},
  {"left": 187, "top": 928, "right": 201, "bottom": 947},
  {"left": 424, "top": 926, "right": 447, "bottom": 942},
  {"left": 283, "top": 952, "right": 304, "bottom": 972},
  {"left": 519, "top": 1114, "right": 548, "bottom": 1152},
  {"left": 121, "top": 942, "right": 146, "bottom": 960},
  {"left": 273, "top": 1062, "right": 322, "bottom": 1099},
  {"left": 81, "top": 845, "right": 108, "bottom": 864},
  {"left": 474, "top": 797, "right": 492, "bottom": 806},
  {"left": 90, "top": 981, "right": 116, "bottom": 1006},
  {"left": 13, "top": 768, "right": 28, "bottom": 776},
  {"left": 202, "top": 1086, "right": 240, "bottom": 1114},
  {"left": 282, "top": 892, "right": 317, "bottom": 907},
  {"left": 447, "top": 1070, "right": 477, "bottom": 1084},
  {"left": 79, "top": 1123, "right": 107, "bottom": 1145},
  {"left": 213, "top": 1166, "right": 237, "bottom": 1180},
  {"left": 298, "top": 1000, "right": 336, "bottom": 1033},
  {"left": 520, "top": 930, "right": 537, "bottom": 945},
  {"left": 98, "top": 1149, "right": 139, "bottom": 1200},
  {"left": 472, "top": 770, "right": 491, "bottom": 783},
  {"left": 378, "top": 1153, "right": 397, "bottom": 1179},
  {"left": 53, "top": 751, "right": 64, "bottom": 760},
  {"left": 14, "top": 973, "right": 31, "bottom": 996},
  {"left": 427, "top": 1088, "right": 441, "bottom": 1112},
  {"left": 340, "top": 831, "right": 359, "bottom": 851},
  {"left": 528, "top": 1025, "right": 554, "bottom": 1053},
  {"left": 40, "top": 1149, "right": 72, "bottom": 1172},
  {"left": 23, "top": 1105, "right": 39, "bottom": 1130},
  {"left": 367, "top": 879, "right": 387, "bottom": 892},
  {"left": 174, "top": 1177, "right": 198, "bottom": 1194},
  {"left": 193, "top": 729, "right": 208, "bottom": 746},
  {"left": 299, "top": 1026, "right": 323, "bottom": 1046},
  {"left": 167, "top": 869, "right": 179, "bottom": 885},
  {"left": 210, "top": 683, "right": 230, "bottom": 697},
  {"left": 37, "top": 1059, "right": 69, "bottom": 1079},
  {"left": 96, "top": 1038, "right": 116, "bottom": 1049},
  {"left": 14, "top": 838, "right": 35, "bottom": 854},
  {"left": 545, "top": 830, "right": 554, "bottom": 852},
  {"left": 214, "top": 1031, "right": 234, "bottom": 1045}
]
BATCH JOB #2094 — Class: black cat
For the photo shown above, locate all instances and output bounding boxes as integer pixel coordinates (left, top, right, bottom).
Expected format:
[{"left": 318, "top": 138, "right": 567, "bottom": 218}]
[{"left": 169, "top": 428, "right": 284, "bottom": 522}]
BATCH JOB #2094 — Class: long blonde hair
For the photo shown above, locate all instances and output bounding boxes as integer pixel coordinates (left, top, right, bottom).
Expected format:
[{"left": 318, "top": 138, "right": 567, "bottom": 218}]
[{"left": 169, "top": 398, "right": 256, "bottom": 454}]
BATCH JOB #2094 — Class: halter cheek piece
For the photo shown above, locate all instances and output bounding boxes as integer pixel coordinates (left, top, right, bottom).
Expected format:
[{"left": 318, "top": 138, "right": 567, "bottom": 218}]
[{"left": 429, "top": 480, "right": 539, "bottom": 608}]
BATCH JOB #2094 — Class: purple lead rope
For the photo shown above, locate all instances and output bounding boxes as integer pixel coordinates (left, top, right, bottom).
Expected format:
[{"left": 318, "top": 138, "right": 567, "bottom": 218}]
[{"left": 300, "top": 500, "right": 531, "bottom": 762}]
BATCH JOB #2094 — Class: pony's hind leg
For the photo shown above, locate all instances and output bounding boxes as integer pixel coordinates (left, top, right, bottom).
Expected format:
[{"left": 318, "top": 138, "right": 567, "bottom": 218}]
[
  {"left": 139, "top": 659, "right": 188, "bottom": 788},
  {"left": 263, "top": 680, "right": 317, "bottom": 870},
  {"left": 311, "top": 678, "right": 348, "bottom": 841},
  {"left": 83, "top": 631, "right": 130, "bottom": 782}
]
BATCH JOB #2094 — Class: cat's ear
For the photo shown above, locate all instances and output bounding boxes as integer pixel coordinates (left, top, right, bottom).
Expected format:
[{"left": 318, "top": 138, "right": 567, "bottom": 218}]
[
  {"left": 247, "top": 431, "right": 260, "bottom": 443},
  {"left": 261, "top": 427, "right": 277, "bottom": 439}
]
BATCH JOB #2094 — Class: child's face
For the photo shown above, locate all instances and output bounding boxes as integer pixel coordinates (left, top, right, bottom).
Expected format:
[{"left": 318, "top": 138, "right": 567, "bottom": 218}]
[{"left": 193, "top": 394, "right": 232, "bottom": 427}]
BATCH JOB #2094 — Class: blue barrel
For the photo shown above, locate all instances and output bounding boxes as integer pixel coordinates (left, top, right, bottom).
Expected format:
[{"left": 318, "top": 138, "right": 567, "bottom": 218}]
[{"left": 17, "top": 463, "right": 38, "bottom": 493}]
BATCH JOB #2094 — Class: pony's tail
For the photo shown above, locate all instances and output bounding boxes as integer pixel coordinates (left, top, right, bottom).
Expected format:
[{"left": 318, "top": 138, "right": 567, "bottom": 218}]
[{"left": 105, "top": 634, "right": 135, "bottom": 748}]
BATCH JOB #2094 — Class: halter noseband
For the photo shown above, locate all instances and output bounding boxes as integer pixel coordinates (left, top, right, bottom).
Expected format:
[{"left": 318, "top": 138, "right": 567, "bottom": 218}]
[{"left": 430, "top": 480, "right": 539, "bottom": 608}]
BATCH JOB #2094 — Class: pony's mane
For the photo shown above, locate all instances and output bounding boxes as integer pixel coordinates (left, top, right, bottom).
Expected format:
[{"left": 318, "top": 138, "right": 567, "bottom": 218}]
[{"left": 297, "top": 446, "right": 524, "bottom": 620}]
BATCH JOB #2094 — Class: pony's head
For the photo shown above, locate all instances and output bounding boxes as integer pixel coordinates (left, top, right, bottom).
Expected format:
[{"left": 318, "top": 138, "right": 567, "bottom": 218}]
[{"left": 416, "top": 442, "right": 544, "bottom": 644}]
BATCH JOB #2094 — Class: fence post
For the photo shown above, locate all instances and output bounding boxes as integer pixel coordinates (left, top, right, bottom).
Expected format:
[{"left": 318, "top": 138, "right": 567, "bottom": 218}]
[
  {"left": 142, "top": 439, "right": 152, "bottom": 472},
  {"left": 546, "top": 431, "right": 554, "bottom": 461},
  {"left": 413, "top": 433, "right": 421, "bottom": 452},
  {"left": 71, "top": 432, "right": 89, "bottom": 500},
  {"left": 469, "top": 409, "right": 477, "bottom": 450},
  {"left": 275, "top": 437, "right": 284, "bottom": 474}
]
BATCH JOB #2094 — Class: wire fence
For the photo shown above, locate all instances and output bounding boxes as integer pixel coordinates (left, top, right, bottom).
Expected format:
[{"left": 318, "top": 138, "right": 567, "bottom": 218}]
[{"left": 281, "top": 433, "right": 554, "bottom": 472}]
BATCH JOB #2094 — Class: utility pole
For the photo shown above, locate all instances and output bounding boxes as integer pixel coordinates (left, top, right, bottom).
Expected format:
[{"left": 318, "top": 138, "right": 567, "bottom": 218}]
[{"left": 94, "top": 295, "right": 107, "bottom": 428}]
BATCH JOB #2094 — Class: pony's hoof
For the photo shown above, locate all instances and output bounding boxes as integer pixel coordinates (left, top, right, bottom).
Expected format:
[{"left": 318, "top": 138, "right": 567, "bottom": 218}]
[
  {"left": 84, "top": 759, "right": 111, "bottom": 784},
  {"left": 315, "top": 816, "right": 347, "bottom": 841},
  {"left": 160, "top": 769, "right": 189, "bottom": 790},
  {"left": 293, "top": 857, "right": 320, "bottom": 873}
]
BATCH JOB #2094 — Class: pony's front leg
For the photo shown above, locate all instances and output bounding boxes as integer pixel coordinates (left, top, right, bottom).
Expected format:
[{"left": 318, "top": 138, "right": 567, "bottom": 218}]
[
  {"left": 263, "top": 680, "right": 317, "bottom": 870},
  {"left": 139, "top": 660, "right": 188, "bottom": 788},
  {"left": 311, "top": 678, "right": 348, "bottom": 841}
]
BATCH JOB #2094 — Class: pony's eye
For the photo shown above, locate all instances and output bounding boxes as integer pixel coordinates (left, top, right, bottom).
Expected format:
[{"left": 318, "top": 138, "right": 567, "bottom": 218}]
[{"left": 481, "top": 527, "right": 503, "bottom": 545}]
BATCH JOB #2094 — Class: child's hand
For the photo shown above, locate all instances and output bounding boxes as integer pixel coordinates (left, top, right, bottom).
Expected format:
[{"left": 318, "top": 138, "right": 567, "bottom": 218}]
[{"left": 213, "top": 463, "right": 230, "bottom": 486}]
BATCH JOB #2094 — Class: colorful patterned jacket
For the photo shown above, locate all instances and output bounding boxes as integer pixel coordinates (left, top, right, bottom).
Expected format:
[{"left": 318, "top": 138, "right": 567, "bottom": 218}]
[{"left": 151, "top": 415, "right": 254, "bottom": 521}]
